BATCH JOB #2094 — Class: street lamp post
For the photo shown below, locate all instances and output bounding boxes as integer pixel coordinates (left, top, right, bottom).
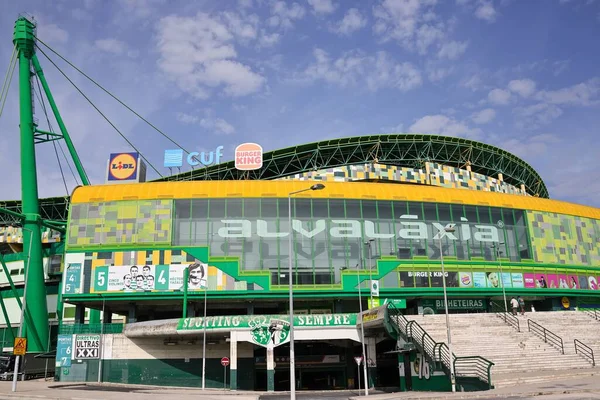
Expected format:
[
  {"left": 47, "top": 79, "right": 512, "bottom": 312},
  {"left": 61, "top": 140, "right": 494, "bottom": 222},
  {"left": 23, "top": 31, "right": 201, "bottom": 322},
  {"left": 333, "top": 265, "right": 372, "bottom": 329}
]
[
  {"left": 365, "top": 239, "right": 375, "bottom": 308},
  {"left": 357, "top": 256, "right": 369, "bottom": 396},
  {"left": 12, "top": 228, "right": 33, "bottom": 392},
  {"left": 288, "top": 183, "right": 325, "bottom": 400},
  {"left": 493, "top": 242, "right": 507, "bottom": 312},
  {"left": 437, "top": 226, "right": 456, "bottom": 393}
]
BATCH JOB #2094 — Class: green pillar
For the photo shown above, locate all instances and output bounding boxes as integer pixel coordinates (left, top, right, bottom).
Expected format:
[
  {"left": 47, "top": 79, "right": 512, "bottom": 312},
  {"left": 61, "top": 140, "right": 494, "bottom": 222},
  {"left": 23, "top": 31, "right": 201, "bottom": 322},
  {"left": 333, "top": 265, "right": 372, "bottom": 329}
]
[
  {"left": 89, "top": 309, "right": 101, "bottom": 324},
  {"left": 13, "top": 17, "right": 49, "bottom": 352}
]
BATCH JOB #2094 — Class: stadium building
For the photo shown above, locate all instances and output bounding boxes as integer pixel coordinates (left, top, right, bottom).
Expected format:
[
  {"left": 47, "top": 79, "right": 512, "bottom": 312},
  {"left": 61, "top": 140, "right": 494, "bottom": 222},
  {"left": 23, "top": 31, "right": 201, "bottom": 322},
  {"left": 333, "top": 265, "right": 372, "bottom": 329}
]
[
  {"left": 2, "top": 16, "right": 599, "bottom": 394},
  {"left": 29, "top": 134, "right": 597, "bottom": 391}
]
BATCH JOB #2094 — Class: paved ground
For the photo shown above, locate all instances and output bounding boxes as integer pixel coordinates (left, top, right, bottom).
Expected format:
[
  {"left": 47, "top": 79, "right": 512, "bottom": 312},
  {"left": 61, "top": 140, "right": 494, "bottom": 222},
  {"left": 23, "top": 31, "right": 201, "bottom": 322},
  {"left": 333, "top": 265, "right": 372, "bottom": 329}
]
[{"left": 1, "top": 375, "right": 600, "bottom": 400}]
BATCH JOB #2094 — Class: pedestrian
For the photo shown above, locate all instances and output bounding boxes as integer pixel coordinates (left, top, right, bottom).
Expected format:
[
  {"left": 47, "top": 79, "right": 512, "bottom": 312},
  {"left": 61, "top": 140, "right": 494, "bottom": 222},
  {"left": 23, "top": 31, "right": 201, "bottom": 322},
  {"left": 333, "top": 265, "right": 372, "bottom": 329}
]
[
  {"left": 518, "top": 296, "right": 525, "bottom": 315},
  {"left": 510, "top": 297, "right": 519, "bottom": 315}
]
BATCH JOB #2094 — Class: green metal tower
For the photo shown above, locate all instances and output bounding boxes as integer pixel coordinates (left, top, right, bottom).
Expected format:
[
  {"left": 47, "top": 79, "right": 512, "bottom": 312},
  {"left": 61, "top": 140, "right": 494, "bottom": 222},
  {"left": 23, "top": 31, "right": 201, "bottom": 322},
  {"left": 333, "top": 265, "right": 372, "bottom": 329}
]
[{"left": 13, "top": 16, "right": 49, "bottom": 352}]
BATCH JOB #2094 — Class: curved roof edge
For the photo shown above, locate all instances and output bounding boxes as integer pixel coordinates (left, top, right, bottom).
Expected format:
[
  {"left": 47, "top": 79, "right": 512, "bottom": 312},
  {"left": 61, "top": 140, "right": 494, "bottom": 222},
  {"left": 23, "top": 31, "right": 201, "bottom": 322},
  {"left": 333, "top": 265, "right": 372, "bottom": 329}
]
[{"left": 154, "top": 133, "right": 549, "bottom": 198}]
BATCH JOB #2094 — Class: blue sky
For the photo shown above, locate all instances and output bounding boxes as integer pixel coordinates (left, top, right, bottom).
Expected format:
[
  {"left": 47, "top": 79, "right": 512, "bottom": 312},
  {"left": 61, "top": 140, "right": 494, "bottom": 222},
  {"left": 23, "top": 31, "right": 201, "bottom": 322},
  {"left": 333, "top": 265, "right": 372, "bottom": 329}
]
[{"left": 0, "top": 0, "right": 599, "bottom": 207}]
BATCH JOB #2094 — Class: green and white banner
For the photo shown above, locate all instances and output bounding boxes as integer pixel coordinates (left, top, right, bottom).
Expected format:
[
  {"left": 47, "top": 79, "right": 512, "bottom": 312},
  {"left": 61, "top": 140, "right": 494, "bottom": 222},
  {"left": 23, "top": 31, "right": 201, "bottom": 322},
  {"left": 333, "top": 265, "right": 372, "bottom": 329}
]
[
  {"left": 92, "top": 263, "right": 207, "bottom": 293},
  {"left": 178, "top": 313, "right": 357, "bottom": 331}
]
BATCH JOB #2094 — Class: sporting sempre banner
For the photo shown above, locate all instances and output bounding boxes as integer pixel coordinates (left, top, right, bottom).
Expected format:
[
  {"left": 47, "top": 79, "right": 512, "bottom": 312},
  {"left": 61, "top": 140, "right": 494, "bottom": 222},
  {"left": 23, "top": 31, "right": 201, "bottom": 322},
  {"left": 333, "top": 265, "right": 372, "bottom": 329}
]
[{"left": 92, "top": 263, "right": 208, "bottom": 293}]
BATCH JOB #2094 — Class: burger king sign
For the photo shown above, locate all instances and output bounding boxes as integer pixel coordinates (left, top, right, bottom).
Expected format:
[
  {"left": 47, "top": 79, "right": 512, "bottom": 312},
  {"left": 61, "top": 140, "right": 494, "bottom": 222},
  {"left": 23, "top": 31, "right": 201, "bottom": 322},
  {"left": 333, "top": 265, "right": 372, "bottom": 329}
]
[{"left": 235, "top": 143, "right": 263, "bottom": 171}]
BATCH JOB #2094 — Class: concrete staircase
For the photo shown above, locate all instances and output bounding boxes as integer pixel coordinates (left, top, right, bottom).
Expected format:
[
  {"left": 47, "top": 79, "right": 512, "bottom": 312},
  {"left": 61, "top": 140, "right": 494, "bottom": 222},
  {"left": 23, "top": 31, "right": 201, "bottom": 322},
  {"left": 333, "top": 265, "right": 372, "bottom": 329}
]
[
  {"left": 525, "top": 310, "right": 600, "bottom": 361},
  {"left": 405, "top": 312, "right": 599, "bottom": 388}
]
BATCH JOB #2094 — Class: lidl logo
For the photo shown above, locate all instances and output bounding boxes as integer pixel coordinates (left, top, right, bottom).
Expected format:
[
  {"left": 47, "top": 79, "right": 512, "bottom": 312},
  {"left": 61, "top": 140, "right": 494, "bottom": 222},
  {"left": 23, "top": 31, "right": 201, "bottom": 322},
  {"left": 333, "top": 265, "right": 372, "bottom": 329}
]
[
  {"left": 235, "top": 143, "right": 263, "bottom": 171},
  {"left": 108, "top": 153, "right": 138, "bottom": 181}
]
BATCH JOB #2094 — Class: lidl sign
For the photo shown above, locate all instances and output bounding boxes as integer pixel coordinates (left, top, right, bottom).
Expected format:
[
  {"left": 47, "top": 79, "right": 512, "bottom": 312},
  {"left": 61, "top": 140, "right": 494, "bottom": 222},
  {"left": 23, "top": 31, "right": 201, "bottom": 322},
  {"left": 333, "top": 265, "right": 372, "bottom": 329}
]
[{"left": 107, "top": 152, "right": 138, "bottom": 181}]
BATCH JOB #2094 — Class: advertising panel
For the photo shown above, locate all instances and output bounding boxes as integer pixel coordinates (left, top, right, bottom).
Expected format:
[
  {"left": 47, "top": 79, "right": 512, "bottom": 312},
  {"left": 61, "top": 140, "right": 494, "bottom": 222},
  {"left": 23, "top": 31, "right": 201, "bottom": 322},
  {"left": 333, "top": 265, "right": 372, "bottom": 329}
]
[
  {"left": 106, "top": 152, "right": 138, "bottom": 181},
  {"left": 92, "top": 262, "right": 208, "bottom": 293},
  {"left": 74, "top": 335, "right": 100, "bottom": 359},
  {"left": 235, "top": 143, "right": 263, "bottom": 170},
  {"left": 472, "top": 272, "right": 487, "bottom": 288},
  {"left": 511, "top": 273, "right": 524, "bottom": 288}
]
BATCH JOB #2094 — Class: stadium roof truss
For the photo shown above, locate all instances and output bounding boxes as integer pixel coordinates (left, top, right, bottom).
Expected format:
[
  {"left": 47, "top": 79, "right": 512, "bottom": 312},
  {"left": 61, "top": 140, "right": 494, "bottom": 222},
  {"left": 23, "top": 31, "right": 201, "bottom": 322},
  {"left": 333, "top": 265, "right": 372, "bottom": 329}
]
[
  {"left": 158, "top": 134, "right": 549, "bottom": 199},
  {"left": 0, "top": 197, "right": 70, "bottom": 226}
]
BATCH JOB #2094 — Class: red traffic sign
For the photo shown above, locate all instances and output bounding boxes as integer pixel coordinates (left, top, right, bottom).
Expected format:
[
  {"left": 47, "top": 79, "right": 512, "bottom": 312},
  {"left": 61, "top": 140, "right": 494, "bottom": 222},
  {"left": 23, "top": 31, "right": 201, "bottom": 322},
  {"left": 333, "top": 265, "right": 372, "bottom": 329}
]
[
  {"left": 354, "top": 356, "right": 363, "bottom": 366},
  {"left": 221, "top": 357, "right": 230, "bottom": 367}
]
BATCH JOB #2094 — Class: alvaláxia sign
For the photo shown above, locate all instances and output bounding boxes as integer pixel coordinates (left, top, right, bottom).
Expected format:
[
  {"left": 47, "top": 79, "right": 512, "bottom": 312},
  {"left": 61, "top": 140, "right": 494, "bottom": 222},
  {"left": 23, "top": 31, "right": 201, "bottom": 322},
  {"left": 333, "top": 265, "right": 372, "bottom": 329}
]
[{"left": 215, "top": 217, "right": 500, "bottom": 243}]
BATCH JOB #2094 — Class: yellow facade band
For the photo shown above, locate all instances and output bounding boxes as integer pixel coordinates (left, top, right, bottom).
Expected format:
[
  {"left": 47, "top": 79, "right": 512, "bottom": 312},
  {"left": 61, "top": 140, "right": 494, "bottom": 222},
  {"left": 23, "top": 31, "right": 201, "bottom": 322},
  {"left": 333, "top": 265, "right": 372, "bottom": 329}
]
[{"left": 71, "top": 180, "right": 600, "bottom": 220}]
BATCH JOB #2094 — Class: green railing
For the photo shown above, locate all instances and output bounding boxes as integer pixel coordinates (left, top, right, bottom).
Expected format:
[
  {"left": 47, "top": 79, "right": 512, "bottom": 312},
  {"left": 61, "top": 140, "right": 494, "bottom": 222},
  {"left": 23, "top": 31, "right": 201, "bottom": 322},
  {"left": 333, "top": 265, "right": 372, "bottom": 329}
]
[
  {"left": 59, "top": 323, "right": 124, "bottom": 335},
  {"left": 386, "top": 303, "right": 494, "bottom": 390}
]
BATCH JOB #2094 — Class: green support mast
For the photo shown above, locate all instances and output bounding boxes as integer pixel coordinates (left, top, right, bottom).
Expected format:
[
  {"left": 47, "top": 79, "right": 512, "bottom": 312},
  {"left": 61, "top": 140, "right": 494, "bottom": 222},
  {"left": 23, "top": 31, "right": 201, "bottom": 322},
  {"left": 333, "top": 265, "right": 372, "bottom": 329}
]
[{"left": 13, "top": 16, "right": 49, "bottom": 352}]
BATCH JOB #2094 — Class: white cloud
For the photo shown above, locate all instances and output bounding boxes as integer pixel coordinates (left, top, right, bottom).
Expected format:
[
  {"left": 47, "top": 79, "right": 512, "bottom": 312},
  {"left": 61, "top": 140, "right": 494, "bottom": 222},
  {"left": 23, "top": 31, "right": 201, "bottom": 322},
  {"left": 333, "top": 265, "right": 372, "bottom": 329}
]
[
  {"left": 501, "top": 134, "right": 562, "bottom": 159},
  {"left": 471, "top": 108, "right": 496, "bottom": 124},
  {"left": 300, "top": 49, "right": 422, "bottom": 92},
  {"left": 437, "top": 40, "right": 468, "bottom": 60},
  {"left": 268, "top": 1, "right": 306, "bottom": 29},
  {"left": 535, "top": 78, "right": 600, "bottom": 106},
  {"left": 95, "top": 38, "right": 127, "bottom": 54},
  {"left": 37, "top": 22, "right": 69, "bottom": 44},
  {"left": 177, "top": 111, "right": 235, "bottom": 135},
  {"left": 373, "top": 0, "right": 447, "bottom": 54},
  {"left": 259, "top": 31, "right": 281, "bottom": 47},
  {"left": 221, "top": 11, "right": 259, "bottom": 40},
  {"left": 332, "top": 8, "right": 367, "bottom": 35},
  {"left": 156, "top": 13, "right": 266, "bottom": 99},
  {"left": 409, "top": 114, "right": 481, "bottom": 138},
  {"left": 308, "top": 0, "right": 336, "bottom": 14},
  {"left": 176, "top": 112, "right": 198, "bottom": 124},
  {"left": 427, "top": 66, "right": 453, "bottom": 82},
  {"left": 488, "top": 88, "right": 511, "bottom": 105},
  {"left": 204, "top": 118, "right": 235, "bottom": 135},
  {"left": 514, "top": 103, "right": 563, "bottom": 129},
  {"left": 475, "top": 0, "right": 497, "bottom": 22},
  {"left": 462, "top": 74, "right": 482, "bottom": 91},
  {"left": 508, "top": 79, "right": 536, "bottom": 98}
]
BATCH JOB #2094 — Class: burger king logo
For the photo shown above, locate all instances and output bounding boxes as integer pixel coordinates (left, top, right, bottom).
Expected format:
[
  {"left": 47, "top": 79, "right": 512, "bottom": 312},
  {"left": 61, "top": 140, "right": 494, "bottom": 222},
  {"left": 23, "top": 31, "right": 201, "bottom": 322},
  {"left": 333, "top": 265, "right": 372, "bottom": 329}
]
[
  {"left": 108, "top": 152, "right": 138, "bottom": 181},
  {"left": 235, "top": 143, "right": 263, "bottom": 171}
]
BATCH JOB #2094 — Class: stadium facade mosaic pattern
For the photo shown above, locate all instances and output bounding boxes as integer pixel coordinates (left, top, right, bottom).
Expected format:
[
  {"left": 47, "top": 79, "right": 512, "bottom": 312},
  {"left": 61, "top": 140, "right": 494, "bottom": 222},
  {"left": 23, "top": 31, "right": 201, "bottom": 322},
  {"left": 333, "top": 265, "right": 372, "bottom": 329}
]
[
  {"left": 65, "top": 196, "right": 600, "bottom": 294},
  {"left": 277, "top": 162, "right": 528, "bottom": 196}
]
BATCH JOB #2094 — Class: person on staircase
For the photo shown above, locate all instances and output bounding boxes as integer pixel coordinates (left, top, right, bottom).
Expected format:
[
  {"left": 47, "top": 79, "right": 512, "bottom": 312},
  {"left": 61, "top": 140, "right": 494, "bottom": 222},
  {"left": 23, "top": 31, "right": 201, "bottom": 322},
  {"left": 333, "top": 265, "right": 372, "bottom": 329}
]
[
  {"left": 517, "top": 296, "right": 525, "bottom": 315},
  {"left": 510, "top": 297, "right": 519, "bottom": 315}
]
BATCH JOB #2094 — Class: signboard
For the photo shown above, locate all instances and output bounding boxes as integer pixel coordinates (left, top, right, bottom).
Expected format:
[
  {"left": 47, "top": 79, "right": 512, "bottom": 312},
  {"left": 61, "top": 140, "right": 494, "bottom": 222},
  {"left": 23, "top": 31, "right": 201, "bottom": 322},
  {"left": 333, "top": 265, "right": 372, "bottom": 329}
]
[
  {"left": 163, "top": 146, "right": 224, "bottom": 168},
  {"left": 63, "top": 263, "right": 82, "bottom": 294},
  {"left": 56, "top": 335, "right": 73, "bottom": 367},
  {"left": 221, "top": 357, "right": 230, "bottom": 367},
  {"left": 370, "top": 280, "right": 379, "bottom": 297},
  {"left": 92, "top": 262, "right": 207, "bottom": 293},
  {"left": 235, "top": 143, "right": 263, "bottom": 170},
  {"left": 421, "top": 298, "right": 486, "bottom": 313},
  {"left": 13, "top": 337, "right": 26, "bottom": 356},
  {"left": 384, "top": 298, "right": 407, "bottom": 309},
  {"left": 368, "top": 297, "right": 381, "bottom": 309},
  {"left": 74, "top": 335, "right": 100, "bottom": 359},
  {"left": 178, "top": 313, "right": 357, "bottom": 332},
  {"left": 250, "top": 318, "right": 290, "bottom": 348},
  {"left": 107, "top": 152, "right": 138, "bottom": 181}
]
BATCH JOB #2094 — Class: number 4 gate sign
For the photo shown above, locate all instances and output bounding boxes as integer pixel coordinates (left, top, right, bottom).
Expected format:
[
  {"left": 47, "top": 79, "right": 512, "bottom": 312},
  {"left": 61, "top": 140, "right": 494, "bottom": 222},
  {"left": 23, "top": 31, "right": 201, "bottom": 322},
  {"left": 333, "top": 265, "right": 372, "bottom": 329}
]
[{"left": 75, "top": 335, "right": 100, "bottom": 359}]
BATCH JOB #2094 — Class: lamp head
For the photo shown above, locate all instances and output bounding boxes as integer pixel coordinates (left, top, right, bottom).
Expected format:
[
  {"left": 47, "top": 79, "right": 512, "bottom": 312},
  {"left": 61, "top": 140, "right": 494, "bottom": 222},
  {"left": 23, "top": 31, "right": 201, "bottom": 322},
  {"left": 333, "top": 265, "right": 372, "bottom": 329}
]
[
  {"left": 444, "top": 226, "right": 456, "bottom": 233},
  {"left": 310, "top": 183, "right": 325, "bottom": 191}
]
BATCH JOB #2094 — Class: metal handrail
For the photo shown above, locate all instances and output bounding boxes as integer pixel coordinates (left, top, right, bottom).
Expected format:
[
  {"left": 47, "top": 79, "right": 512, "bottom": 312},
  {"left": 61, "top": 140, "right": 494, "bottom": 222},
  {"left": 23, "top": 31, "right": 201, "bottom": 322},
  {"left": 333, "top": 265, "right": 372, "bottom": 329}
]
[
  {"left": 574, "top": 339, "right": 595, "bottom": 366},
  {"left": 527, "top": 319, "right": 564, "bottom": 354},
  {"left": 386, "top": 303, "right": 494, "bottom": 389},
  {"left": 582, "top": 309, "right": 599, "bottom": 321},
  {"left": 454, "top": 356, "right": 495, "bottom": 390},
  {"left": 490, "top": 301, "right": 520, "bottom": 332}
]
